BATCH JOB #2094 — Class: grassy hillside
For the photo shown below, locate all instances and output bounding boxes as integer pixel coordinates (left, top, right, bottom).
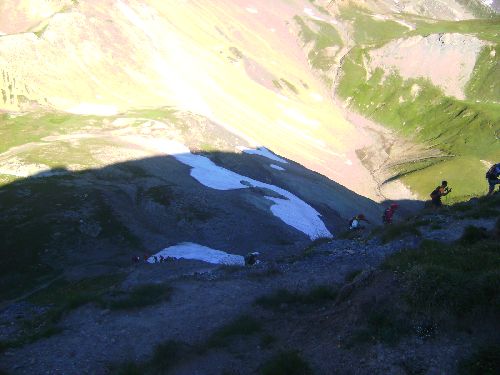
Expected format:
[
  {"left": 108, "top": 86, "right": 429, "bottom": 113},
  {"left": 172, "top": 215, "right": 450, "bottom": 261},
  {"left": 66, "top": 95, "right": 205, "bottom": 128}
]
[{"left": 333, "top": 14, "right": 500, "bottom": 200}]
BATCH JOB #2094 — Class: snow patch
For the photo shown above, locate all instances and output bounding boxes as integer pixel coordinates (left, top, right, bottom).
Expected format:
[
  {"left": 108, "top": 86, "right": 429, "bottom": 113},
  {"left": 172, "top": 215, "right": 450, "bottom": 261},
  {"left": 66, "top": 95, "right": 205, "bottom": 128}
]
[
  {"left": 281, "top": 106, "right": 320, "bottom": 128},
  {"left": 304, "top": 7, "right": 326, "bottom": 21},
  {"left": 270, "top": 164, "right": 285, "bottom": 171},
  {"left": 127, "top": 137, "right": 331, "bottom": 239},
  {"left": 237, "top": 146, "right": 288, "bottom": 164},
  {"left": 148, "top": 242, "right": 245, "bottom": 265},
  {"left": 309, "top": 92, "right": 323, "bottom": 102}
]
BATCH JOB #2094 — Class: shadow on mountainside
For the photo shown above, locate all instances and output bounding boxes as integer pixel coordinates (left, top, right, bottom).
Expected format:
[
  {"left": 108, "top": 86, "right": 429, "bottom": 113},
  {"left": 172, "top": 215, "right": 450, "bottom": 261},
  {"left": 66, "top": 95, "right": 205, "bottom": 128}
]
[{"left": 0, "top": 148, "right": 398, "bottom": 303}]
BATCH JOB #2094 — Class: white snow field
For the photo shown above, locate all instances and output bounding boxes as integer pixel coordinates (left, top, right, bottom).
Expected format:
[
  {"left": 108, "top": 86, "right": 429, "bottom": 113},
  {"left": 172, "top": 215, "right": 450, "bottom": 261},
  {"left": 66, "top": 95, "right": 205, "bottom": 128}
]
[
  {"left": 148, "top": 242, "right": 245, "bottom": 265},
  {"left": 270, "top": 164, "right": 285, "bottom": 171},
  {"left": 127, "top": 137, "right": 332, "bottom": 239},
  {"left": 237, "top": 146, "right": 288, "bottom": 164}
]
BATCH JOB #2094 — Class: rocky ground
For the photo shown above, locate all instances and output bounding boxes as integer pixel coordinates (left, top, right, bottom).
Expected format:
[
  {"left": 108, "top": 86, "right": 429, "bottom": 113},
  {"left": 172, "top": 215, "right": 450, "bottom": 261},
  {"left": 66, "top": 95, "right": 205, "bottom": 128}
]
[{"left": 1, "top": 202, "right": 498, "bottom": 374}]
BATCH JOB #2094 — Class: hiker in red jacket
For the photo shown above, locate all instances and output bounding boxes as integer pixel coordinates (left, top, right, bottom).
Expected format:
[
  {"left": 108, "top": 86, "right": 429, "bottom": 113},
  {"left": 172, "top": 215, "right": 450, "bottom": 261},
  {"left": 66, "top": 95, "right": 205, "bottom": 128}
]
[{"left": 382, "top": 203, "right": 399, "bottom": 224}]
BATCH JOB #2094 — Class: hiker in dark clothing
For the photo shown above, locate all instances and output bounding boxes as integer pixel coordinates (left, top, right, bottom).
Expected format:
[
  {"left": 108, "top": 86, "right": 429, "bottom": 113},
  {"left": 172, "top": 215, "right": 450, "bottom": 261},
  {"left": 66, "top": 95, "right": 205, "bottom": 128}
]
[
  {"left": 349, "top": 214, "right": 369, "bottom": 230},
  {"left": 382, "top": 203, "right": 399, "bottom": 224},
  {"left": 486, "top": 163, "right": 500, "bottom": 196},
  {"left": 430, "top": 180, "right": 452, "bottom": 208}
]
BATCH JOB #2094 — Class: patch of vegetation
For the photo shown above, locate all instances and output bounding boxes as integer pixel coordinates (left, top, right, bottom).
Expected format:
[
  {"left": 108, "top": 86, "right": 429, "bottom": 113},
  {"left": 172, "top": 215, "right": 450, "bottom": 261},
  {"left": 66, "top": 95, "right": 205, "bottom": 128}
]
[
  {"left": 0, "top": 176, "right": 78, "bottom": 301},
  {"left": 345, "top": 269, "right": 362, "bottom": 283},
  {"left": 255, "top": 285, "right": 337, "bottom": 311},
  {"left": 177, "top": 203, "right": 214, "bottom": 223},
  {"left": 149, "top": 340, "right": 191, "bottom": 373},
  {"left": 410, "top": 16, "right": 500, "bottom": 44},
  {"left": 33, "top": 24, "right": 48, "bottom": 38},
  {"left": 260, "top": 350, "right": 313, "bottom": 375},
  {"left": 283, "top": 237, "right": 331, "bottom": 263},
  {"left": 339, "top": 7, "right": 408, "bottom": 45},
  {"left": 93, "top": 195, "right": 142, "bottom": 247},
  {"left": 459, "top": 225, "right": 490, "bottom": 245},
  {"left": 0, "top": 112, "right": 97, "bottom": 154},
  {"left": 108, "top": 283, "right": 173, "bottom": 310},
  {"left": 466, "top": 45, "right": 500, "bottom": 102},
  {"left": 279, "top": 78, "right": 299, "bottom": 94},
  {"left": 229, "top": 46, "right": 243, "bottom": 59},
  {"left": 461, "top": 194, "right": 500, "bottom": 219},
  {"left": 383, "top": 240, "right": 500, "bottom": 316},
  {"left": 459, "top": 344, "right": 500, "bottom": 375},
  {"left": 206, "top": 315, "right": 262, "bottom": 348},
  {"left": 294, "top": 16, "right": 343, "bottom": 70},
  {"left": 110, "top": 340, "right": 191, "bottom": 375},
  {"left": 338, "top": 44, "right": 499, "bottom": 199},
  {"left": 144, "top": 185, "right": 176, "bottom": 206},
  {"left": 371, "top": 221, "right": 421, "bottom": 244},
  {"left": 457, "top": 0, "right": 496, "bottom": 18},
  {"left": 351, "top": 305, "right": 411, "bottom": 345},
  {"left": 272, "top": 79, "right": 283, "bottom": 90},
  {"left": 0, "top": 274, "right": 125, "bottom": 352}
]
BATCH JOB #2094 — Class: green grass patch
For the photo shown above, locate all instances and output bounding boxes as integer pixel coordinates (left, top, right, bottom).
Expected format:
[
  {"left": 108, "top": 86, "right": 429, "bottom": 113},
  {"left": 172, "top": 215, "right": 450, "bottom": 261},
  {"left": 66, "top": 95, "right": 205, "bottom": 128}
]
[
  {"left": 260, "top": 350, "right": 313, "bottom": 375},
  {"left": 337, "top": 49, "right": 500, "bottom": 199},
  {"left": 383, "top": 240, "right": 500, "bottom": 315},
  {"left": 371, "top": 221, "right": 421, "bottom": 244},
  {"left": 206, "top": 315, "right": 262, "bottom": 348},
  {"left": 466, "top": 45, "right": 500, "bottom": 102},
  {"left": 294, "top": 16, "right": 343, "bottom": 70},
  {"left": 339, "top": 7, "right": 408, "bottom": 45},
  {"left": 255, "top": 285, "right": 337, "bottom": 311},
  {"left": 0, "top": 112, "right": 99, "bottom": 153},
  {"left": 0, "top": 274, "right": 125, "bottom": 352},
  {"left": 351, "top": 305, "right": 411, "bottom": 345},
  {"left": 410, "top": 17, "right": 500, "bottom": 43},
  {"left": 459, "top": 225, "right": 490, "bottom": 245}
]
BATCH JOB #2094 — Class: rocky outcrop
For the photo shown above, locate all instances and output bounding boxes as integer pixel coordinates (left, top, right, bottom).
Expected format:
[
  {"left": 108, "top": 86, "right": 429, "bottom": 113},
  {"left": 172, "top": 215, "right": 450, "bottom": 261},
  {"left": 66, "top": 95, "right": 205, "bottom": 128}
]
[{"left": 368, "top": 33, "right": 488, "bottom": 99}]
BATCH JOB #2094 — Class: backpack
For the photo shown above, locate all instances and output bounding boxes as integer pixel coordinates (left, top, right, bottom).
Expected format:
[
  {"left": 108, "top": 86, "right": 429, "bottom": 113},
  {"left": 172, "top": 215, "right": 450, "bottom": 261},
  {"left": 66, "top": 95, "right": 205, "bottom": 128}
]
[
  {"left": 430, "top": 186, "right": 440, "bottom": 199},
  {"left": 382, "top": 209, "right": 390, "bottom": 223},
  {"left": 486, "top": 164, "right": 498, "bottom": 179}
]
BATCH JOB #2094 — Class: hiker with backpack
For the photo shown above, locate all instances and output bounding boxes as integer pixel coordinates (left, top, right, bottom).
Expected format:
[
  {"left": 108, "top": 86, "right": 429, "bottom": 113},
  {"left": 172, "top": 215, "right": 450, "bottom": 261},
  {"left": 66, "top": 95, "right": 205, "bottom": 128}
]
[
  {"left": 349, "top": 214, "right": 369, "bottom": 230},
  {"left": 430, "top": 180, "right": 452, "bottom": 208},
  {"left": 486, "top": 163, "right": 500, "bottom": 196},
  {"left": 382, "top": 203, "right": 399, "bottom": 224}
]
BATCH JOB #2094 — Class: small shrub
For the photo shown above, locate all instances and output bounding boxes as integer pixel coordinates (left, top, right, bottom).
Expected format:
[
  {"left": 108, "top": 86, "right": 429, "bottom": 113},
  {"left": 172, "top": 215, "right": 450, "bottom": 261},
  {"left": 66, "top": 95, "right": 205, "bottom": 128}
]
[
  {"left": 459, "top": 345, "right": 500, "bottom": 375},
  {"left": 260, "top": 350, "right": 313, "bottom": 375},
  {"left": 207, "top": 315, "right": 262, "bottom": 348},
  {"left": 460, "top": 226, "right": 489, "bottom": 244}
]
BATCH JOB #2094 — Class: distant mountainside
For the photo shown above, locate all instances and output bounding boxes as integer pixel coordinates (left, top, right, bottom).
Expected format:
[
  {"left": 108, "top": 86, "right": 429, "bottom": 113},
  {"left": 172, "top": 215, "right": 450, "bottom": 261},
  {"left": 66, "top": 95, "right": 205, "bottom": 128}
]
[{"left": 1, "top": 0, "right": 498, "bottom": 202}]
